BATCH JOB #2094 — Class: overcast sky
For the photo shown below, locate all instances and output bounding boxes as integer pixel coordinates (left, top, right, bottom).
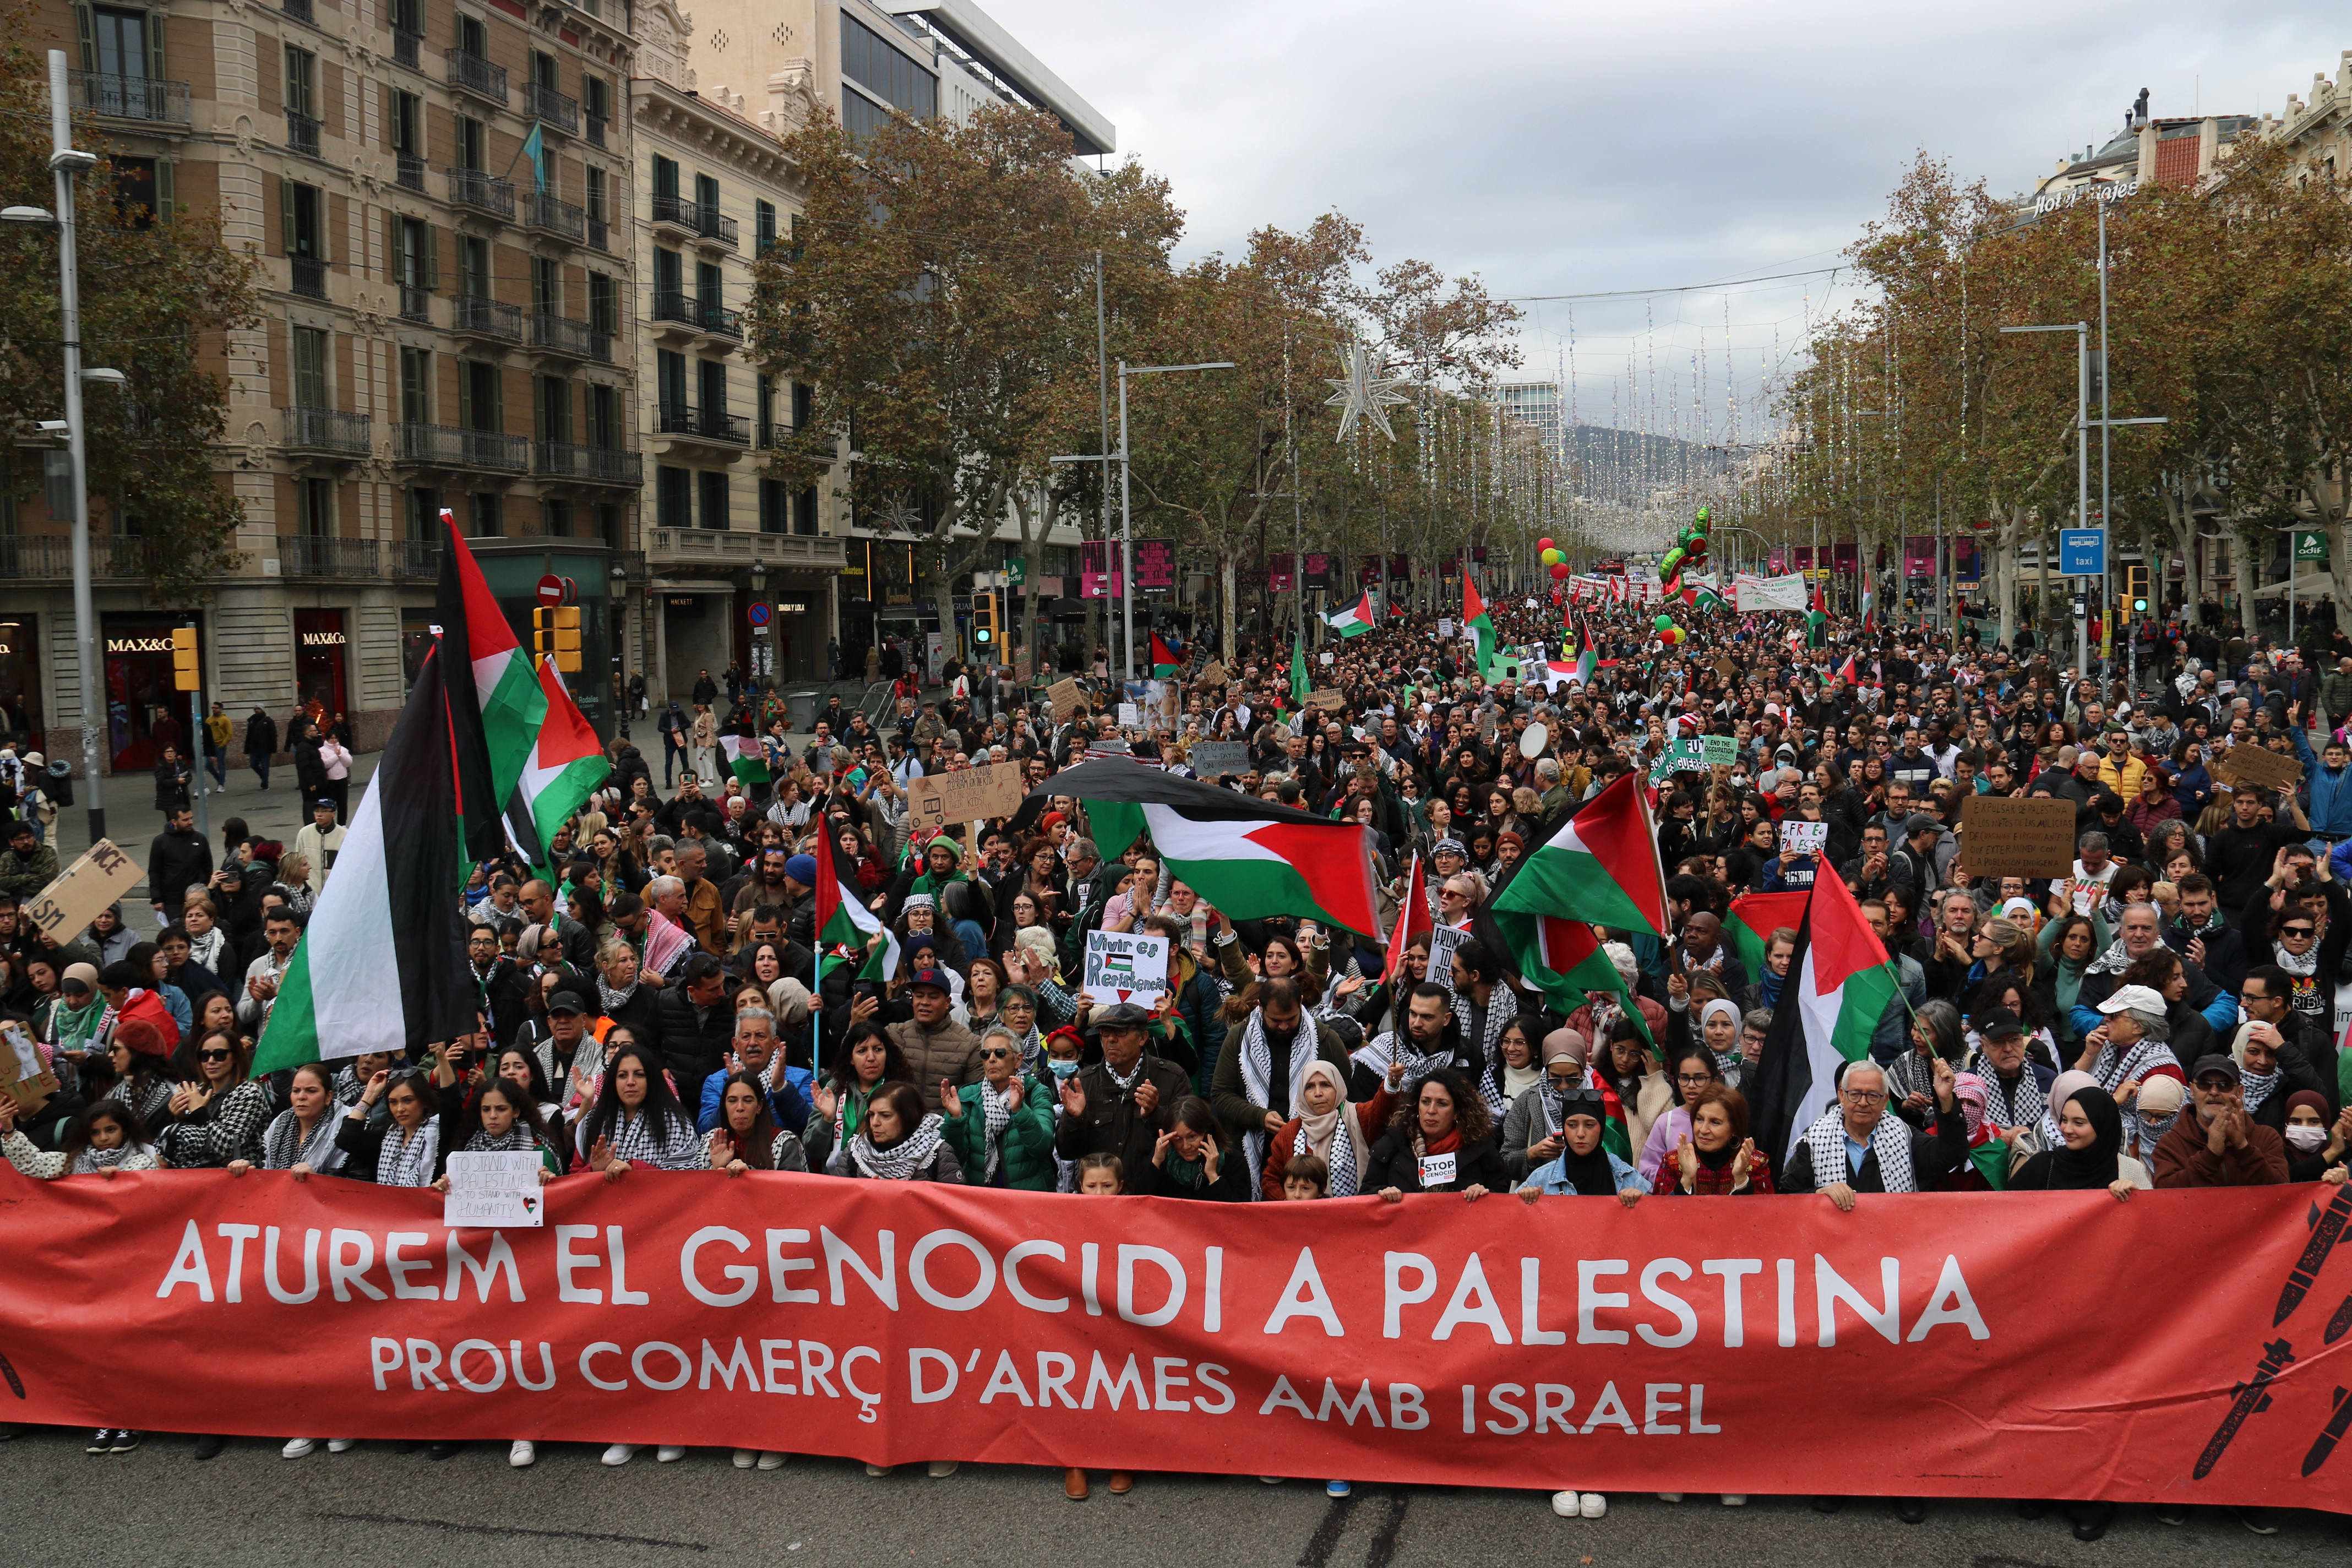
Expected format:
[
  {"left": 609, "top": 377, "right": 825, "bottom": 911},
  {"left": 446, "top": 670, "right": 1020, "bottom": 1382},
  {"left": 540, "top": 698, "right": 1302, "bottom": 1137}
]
[{"left": 988, "top": 0, "right": 2345, "bottom": 438}]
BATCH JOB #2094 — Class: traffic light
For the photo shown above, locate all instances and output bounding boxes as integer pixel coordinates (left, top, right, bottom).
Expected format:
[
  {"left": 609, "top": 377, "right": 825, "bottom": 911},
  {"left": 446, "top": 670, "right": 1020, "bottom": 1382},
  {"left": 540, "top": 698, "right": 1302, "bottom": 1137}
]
[
  {"left": 170, "top": 625, "right": 199, "bottom": 692},
  {"left": 971, "top": 590, "right": 997, "bottom": 647},
  {"left": 2123, "top": 564, "right": 2149, "bottom": 619},
  {"left": 533, "top": 606, "right": 582, "bottom": 673}
]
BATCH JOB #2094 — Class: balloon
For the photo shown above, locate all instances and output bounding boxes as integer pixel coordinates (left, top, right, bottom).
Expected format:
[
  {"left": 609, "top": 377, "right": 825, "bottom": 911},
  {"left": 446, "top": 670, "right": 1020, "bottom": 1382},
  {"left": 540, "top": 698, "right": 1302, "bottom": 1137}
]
[
  {"left": 1537, "top": 537, "right": 1555, "bottom": 552},
  {"left": 1549, "top": 562, "right": 1569, "bottom": 580},
  {"left": 1663, "top": 627, "right": 1686, "bottom": 645},
  {"left": 1653, "top": 613, "right": 1674, "bottom": 631},
  {"left": 1541, "top": 547, "right": 1563, "bottom": 567}
]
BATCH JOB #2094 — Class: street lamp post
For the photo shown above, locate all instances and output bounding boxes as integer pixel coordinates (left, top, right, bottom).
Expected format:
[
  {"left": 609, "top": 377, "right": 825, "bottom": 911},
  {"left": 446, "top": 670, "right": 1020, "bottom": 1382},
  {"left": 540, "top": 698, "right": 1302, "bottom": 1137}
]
[
  {"left": 4, "top": 52, "right": 107, "bottom": 844},
  {"left": 2000, "top": 323, "right": 2089, "bottom": 677}
]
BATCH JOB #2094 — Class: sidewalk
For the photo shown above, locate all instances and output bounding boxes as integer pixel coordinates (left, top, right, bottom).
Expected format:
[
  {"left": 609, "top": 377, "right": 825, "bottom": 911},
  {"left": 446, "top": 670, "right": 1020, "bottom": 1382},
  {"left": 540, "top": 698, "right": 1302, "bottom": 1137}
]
[{"left": 46, "top": 756, "right": 384, "bottom": 903}]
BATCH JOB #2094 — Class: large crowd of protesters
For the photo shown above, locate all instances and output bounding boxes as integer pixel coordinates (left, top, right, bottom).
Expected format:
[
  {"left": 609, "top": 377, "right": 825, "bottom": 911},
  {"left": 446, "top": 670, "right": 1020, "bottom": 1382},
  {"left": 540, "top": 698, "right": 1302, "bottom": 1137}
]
[{"left": 1, "top": 581, "right": 2348, "bottom": 1539}]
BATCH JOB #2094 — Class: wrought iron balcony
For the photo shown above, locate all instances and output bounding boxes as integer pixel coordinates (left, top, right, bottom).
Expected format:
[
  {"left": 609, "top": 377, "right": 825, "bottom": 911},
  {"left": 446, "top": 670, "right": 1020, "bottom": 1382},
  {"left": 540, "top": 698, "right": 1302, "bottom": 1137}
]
[
  {"left": 657, "top": 401, "right": 750, "bottom": 447},
  {"left": 522, "top": 189, "right": 585, "bottom": 243},
  {"left": 395, "top": 422, "right": 529, "bottom": 472},
  {"left": 651, "top": 192, "right": 738, "bottom": 248},
  {"left": 536, "top": 440, "right": 643, "bottom": 484},
  {"left": 651, "top": 290, "right": 741, "bottom": 340},
  {"left": 392, "top": 30, "right": 420, "bottom": 69},
  {"left": 289, "top": 254, "right": 327, "bottom": 298},
  {"left": 454, "top": 294, "right": 522, "bottom": 342},
  {"left": 280, "top": 536, "right": 382, "bottom": 577},
  {"left": 70, "top": 70, "right": 190, "bottom": 127},
  {"left": 282, "top": 406, "right": 372, "bottom": 457},
  {"left": 529, "top": 311, "right": 609, "bottom": 362},
  {"left": 389, "top": 537, "right": 439, "bottom": 578},
  {"left": 447, "top": 166, "right": 514, "bottom": 220},
  {"left": 398, "top": 283, "right": 433, "bottom": 324},
  {"left": 524, "top": 80, "right": 579, "bottom": 135},
  {"left": 285, "top": 108, "right": 320, "bottom": 157},
  {"left": 282, "top": 0, "right": 314, "bottom": 24},
  {"left": 585, "top": 113, "right": 607, "bottom": 149},
  {"left": 446, "top": 48, "right": 507, "bottom": 106},
  {"left": 395, "top": 153, "right": 426, "bottom": 192}
]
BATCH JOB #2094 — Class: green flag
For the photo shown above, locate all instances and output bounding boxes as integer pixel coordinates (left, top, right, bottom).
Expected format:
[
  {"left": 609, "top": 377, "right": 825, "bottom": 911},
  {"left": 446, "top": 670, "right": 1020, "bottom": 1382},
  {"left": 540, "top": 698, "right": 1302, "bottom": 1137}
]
[{"left": 1290, "top": 634, "right": 1309, "bottom": 705}]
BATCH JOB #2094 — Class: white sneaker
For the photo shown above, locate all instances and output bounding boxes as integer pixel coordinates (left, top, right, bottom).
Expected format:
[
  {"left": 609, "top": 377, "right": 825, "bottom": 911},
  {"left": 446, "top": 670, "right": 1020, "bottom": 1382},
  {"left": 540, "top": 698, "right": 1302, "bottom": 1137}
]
[
  {"left": 1580, "top": 1493, "right": 1608, "bottom": 1520},
  {"left": 601, "top": 1443, "right": 636, "bottom": 1466},
  {"left": 655, "top": 1445, "right": 686, "bottom": 1463},
  {"left": 1550, "top": 1490, "right": 1583, "bottom": 1517},
  {"left": 864, "top": 1462, "right": 891, "bottom": 1477},
  {"left": 280, "top": 1438, "right": 316, "bottom": 1460},
  {"left": 756, "top": 1451, "right": 786, "bottom": 1471},
  {"left": 926, "top": 1460, "right": 959, "bottom": 1478},
  {"left": 1657, "top": 1493, "right": 1684, "bottom": 1502},
  {"left": 326, "top": 1439, "right": 357, "bottom": 1453},
  {"left": 509, "top": 1440, "right": 536, "bottom": 1468},
  {"left": 1258, "top": 1476, "right": 1284, "bottom": 1484},
  {"left": 1722, "top": 1495, "right": 1747, "bottom": 1506},
  {"left": 733, "top": 1448, "right": 757, "bottom": 1470}
]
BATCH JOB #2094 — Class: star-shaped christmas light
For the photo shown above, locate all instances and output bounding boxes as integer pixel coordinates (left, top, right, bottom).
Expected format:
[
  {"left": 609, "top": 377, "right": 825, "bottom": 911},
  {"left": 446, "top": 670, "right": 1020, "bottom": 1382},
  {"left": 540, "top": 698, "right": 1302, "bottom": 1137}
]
[{"left": 1325, "top": 334, "right": 1410, "bottom": 443}]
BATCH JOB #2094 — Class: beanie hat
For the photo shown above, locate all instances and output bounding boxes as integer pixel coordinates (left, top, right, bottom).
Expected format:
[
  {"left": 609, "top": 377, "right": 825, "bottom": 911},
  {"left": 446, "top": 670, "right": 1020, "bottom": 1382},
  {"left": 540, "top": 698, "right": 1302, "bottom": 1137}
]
[{"left": 783, "top": 853, "right": 818, "bottom": 885}]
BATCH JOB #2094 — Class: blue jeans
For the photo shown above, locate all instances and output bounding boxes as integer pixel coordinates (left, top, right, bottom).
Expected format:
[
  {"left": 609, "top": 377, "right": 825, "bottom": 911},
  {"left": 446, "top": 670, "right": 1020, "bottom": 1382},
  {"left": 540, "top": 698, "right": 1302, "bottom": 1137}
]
[{"left": 249, "top": 754, "right": 270, "bottom": 788}]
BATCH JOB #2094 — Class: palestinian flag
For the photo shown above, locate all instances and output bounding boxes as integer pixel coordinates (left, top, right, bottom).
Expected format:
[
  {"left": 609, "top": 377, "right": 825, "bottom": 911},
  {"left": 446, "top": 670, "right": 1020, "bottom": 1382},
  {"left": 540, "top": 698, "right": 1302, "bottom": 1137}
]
[
  {"left": 1807, "top": 575, "right": 1828, "bottom": 647},
  {"left": 1860, "top": 585, "right": 1877, "bottom": 636},
  {"left": 720, "top": 733, "right": 771, "bottom": 788},
  {"left": 1289, "top": 634, "right": 1310, "bottom": 706},
  {"left": 1492, "top": 772, "right": 1669, "bottom": 938},
  {"left": 1747, "top": 865, "right": 1901, "bottom": 1175},
  {"left": 1036, "top": 761, "right": 1383, "bottom": 939},
  {"left": 1833, "top": 649, "right": 1858, "bottom": 686},
  {"left": 1150, "top": 632, "right": 1183, "bottom": 678},
  {"left": 814, "top": 813, "right": 896, "bottom": 984},
  {"left": 437, "top": 511, "right": 549, "bottom": 865},
  {"left": 514, "top": 657, "right": 611, "bottom": 874},
  {"left": 1381, "top": 854, "right": 1433, "bottom": 986},
  {"left": 1725, "top": 889, "right": 1809, "bottom": 980},
  {"left": 1463, "top": 578, "right": 1496, "bottom": 674},
  {"left": 1324, "top": 592, "right": 1375, "bottom": 638},
  {"left": 252, "top": 643, "right": 476, "bottom": 1072}
]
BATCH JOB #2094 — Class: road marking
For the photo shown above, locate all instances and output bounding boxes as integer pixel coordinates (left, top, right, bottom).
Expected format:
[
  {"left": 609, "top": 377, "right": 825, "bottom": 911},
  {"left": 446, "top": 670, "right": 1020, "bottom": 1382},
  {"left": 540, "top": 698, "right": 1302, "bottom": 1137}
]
[
  {"left": 1297, "top": 1493, "right": 1352, "bottom": 1567},
  {"left": 1364, "top": 1489, "right": 1412, "bottom": 1568}
]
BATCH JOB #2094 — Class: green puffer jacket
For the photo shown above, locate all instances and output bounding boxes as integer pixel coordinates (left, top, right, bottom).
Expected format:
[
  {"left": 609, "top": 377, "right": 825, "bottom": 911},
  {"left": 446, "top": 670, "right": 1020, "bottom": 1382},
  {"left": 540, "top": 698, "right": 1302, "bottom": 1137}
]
[{"left": 940, "top": 1075, "right": 1060, "bottom": 1190}]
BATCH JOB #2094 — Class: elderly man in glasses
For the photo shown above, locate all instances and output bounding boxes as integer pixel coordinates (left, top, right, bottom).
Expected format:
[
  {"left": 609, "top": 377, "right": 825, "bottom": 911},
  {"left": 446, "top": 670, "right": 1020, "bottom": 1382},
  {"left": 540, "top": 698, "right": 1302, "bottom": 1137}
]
[{"left": 1779, "top": 1057, "right": 1967, "bottom": 1211}]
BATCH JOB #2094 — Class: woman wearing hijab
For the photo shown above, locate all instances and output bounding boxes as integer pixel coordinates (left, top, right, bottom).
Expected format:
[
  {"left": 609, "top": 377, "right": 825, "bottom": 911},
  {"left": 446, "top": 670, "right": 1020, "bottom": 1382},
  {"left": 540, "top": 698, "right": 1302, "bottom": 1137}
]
[
  {"left": 2011, "top": 1081, "right": 2147, "bottom": 1197},
  {"left": 1499, "top": 1032, "right": 1594, "bottom": 1185},
  {"left": 2278, "top": 1090, "right": 2352, "bottom": 1184},
  {"left": 1696, "top": 998, "right": 1743, "bottom": 1086},
  {"left": 1260, "top": 1058, "right": 1399, "bottom": 1200},
  {"left": 41, "top": 962, "right": 105, "bottom": 1063},
  {"left": 2126, "top": 1075, "right": 2186, "bottom": 1164}
]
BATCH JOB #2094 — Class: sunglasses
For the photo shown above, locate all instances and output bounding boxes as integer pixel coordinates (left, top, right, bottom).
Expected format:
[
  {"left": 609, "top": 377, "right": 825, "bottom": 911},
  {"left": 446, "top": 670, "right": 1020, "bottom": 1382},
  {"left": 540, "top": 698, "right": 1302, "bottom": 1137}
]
[
  {"left": 2284, "top": 926, "right": 2317, "bottom": 938},
  {"left": 978, "top": 1048, "right": 1014, "bottom": 1060},
  {"left": 198, "top": 1049, "right": 233, "bottom": 1062}
]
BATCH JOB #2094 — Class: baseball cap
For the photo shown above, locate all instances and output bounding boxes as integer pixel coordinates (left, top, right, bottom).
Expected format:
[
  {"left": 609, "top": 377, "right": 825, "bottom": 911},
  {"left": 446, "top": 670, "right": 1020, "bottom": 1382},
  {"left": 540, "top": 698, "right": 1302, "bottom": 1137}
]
[
  {"left": 2098, "top": 984, "right": 2167, "bottom": 1017},
  {"left": 906, "top": 967, "right": 951, "bottom": 993},
  {"left": 2190, "top": 1053, "right": 2241, "bottom": 1087},
  {"left": 546, "top": 990, "right": 586, "bottom": 1017},
  {"left": 1976, "top": 1007, "right": 2026, "bottom": 1040}
]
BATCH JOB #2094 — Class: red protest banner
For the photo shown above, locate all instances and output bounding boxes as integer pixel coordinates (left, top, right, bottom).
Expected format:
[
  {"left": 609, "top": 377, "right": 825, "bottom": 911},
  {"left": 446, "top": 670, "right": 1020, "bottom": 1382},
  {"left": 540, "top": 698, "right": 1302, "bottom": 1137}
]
[{"left": 1, "top": 1166, "right": 2346, "bottom": 1512}]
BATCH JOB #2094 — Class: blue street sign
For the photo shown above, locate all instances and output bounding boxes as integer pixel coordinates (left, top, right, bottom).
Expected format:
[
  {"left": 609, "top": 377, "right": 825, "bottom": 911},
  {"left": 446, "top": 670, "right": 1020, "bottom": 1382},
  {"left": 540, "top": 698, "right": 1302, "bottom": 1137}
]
[{"left": 2059, "top": 529, "right": 2106, "bottom": 577}]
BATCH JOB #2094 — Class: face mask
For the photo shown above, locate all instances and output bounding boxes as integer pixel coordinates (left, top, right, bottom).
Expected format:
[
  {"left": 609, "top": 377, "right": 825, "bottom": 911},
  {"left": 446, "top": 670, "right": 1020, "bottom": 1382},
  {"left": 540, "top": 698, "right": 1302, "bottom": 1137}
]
[
  {"left": 1048, "top": 1058, "right": 1080, "bottom": 1082},
  {"left": 2286, "top": 1124, "right": 2329, "bottom": 1153}
]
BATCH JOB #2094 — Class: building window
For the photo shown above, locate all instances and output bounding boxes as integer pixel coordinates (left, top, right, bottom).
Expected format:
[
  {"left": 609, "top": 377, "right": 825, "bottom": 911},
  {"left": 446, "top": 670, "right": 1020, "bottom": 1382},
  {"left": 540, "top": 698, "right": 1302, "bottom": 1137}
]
[
  {"left": 695, "top": 258, "right": 722, "bottom": 311},
  {"left": 390, "top": 88, "right": 422, "bottom": 157},
  {"left": 280, "top": 179, "right": 325, "bottom": 258},
  {"left": 536, "top": 374, "right": 570, "bottom": 443},
  {"left": 586, "top": 165, "right": 607, "bottom": 223},
  {"left": 699, "top": 471, "right": 729, "bottom": 531},
  {"left": 657, "top": 465, "right": 691, "bottom": 529},
  {"left": 457, "top": 114, "right": 484, "bottom": 172},
  {"left": 469, "top": 491, "right": 501, "bottom": 538},
  {"left": 113, "top": 156, "right": 167, "bottom": 225},
  {"left": 840, "top": 14, "right": 937, "bottom": 117},
  {"left": 532, "top": 254, "right": 558, "bottom": 313},
  {"left": 400, "top": 346, "right": 432, "bottom": 423},
  {"left": 759, "top": 477, "right": 786, "bottom": 534},
  {"left": 596, "top": 502, "right": 622, "bottom": 549},
  {"left": 657, "top": 349, "right": 687, "bottom": 416},
  {"left": 792, "top": 379, "right": 813, "bottom": 429},
  {"left": 755, "top": 372, "right": 774, "bottom": 445},
  {"left": 694, "top": 171, "right": 719, "bottom": 216},
  {"left": 283, "top": 44, "right": 316, "bottom": 117},
  {"left": 295, "top": 476, "right": 333, "bottom": 538},
  {"left": 699, "top": 359, "right": 727, "bottom": 418},
  {"left": 755, "top": 199, "right": 776, "bottom": 254},
  {"left": 793, "top": 486, "right": 818, "bottom": 536},
  {"left": 405, "top": 485, "right": 440, "bottom": 541},
  {"left": 460, "top": 234, "right": 489, "bottom": 299},
  {"left": 292, "top": 325, "right": 328, "bottom": 408},
  {"left": 589, "top": 272, "right": 616, "bottom": 336},
  {"left": 541, "top": 498, "right": 570, "bottom": 538},
  {"left": 456, "top": 12, "right": 487, "bottom": 57},
  {"left": 459, "top": 358, "right": 500, "bottom": 432},
  {"left": 652, "top": 154, "right": 678, "bottom": 203},
  {"left": 589, "top": 383, "right": 620, "bottom": 448}
]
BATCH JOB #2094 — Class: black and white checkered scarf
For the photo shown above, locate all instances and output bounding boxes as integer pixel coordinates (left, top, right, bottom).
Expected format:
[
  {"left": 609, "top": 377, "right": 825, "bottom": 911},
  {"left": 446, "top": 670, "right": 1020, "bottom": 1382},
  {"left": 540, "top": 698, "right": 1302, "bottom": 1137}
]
[
  {"left": 850, "top": 1113, "right": 946, "bottom": 1181},
  {"left": 1803, "top": 1106, "right": 1916, "bottom": 1194},
  {"left": 1240, "top": 1008, "right": 1317, "bottom": 1197},
  {"left": 977, "top": 1079, "right": 1016, "bottom": 1182},
  {"left": 375, "top": 1120, "right": 441, "bottom": 1188},
  {"left": 262, "top": 1109, "right": 344, "bottom": 1174},
  {"left": 606, "top": 1108, "right": 699, "bottom": 1169}
]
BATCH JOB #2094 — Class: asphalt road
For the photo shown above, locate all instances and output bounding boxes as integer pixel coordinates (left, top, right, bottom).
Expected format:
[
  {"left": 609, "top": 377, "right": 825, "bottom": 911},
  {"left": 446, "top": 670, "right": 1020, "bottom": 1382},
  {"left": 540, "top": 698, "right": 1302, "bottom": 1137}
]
[{"left": 3, "top": 1427, "right": 2344, "bottom": 1568}]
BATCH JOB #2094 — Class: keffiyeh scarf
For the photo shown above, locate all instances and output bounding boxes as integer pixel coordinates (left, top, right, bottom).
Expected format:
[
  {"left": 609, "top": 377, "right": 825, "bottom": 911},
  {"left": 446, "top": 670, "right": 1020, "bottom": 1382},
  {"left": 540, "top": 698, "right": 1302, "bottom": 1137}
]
[
  {"left": 850, "top": 1113, "right": 946, "bottom": 1181},
  {"left": 977, "top": 1078, "right": 1016, "bottom": 1182},
  {"left": 1239, "top": 1008, "right": 1318, "bottom": 1193},
  {"left": 2241, "top": 1069, "right": 2282, "bottom": 1117},
  {"left": 1803, "top": 1106, "right": 1917, "bottom": 1194},
  {"left": 72, "top": 1140, "right": 149, "bottom": 1173},
  {"left": 1974, "top": 1063, "right": 2046, "bottom": 1133},
  {"left": 375, "top": 1120, "right": 441, "bottom": 1188},
  {"left": 1351, "top": 1030, "right": 1444, "bottom": 1096},
  {"left": 262, "top": 1109, "right": 344, "bottom": 1174},
  {"left": 598, "top": 978, "right": 641, "bottom": 1017},
  {"left": 465, "top": 1126, "right": 540, "bottom": 1156},
  {"left": 607, "top": 1109, "right": 696, "bottom": 1168}
]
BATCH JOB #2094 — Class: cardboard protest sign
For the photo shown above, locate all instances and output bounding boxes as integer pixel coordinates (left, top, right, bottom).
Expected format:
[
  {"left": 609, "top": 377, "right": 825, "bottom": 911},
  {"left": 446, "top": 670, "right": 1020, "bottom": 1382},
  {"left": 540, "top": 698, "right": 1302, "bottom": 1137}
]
[
  {"left": 906, "top": 764, "right": 1027, "bottom": 838},
  {"left": 1306, "top": 688, "right": 1347, "bottom": 711},
  {"left": 1117, "top": 702, "right": 1141, "bottom": 730},
  {"left": 21, "top": 839, "right": 142, "bottom": 945},
  {"left": 1425, "top": 923, "right": 1468, "bottom": 984},
  {"left": 1958, "top": 796, "right": 2078, "bottom": 878},
  {"left": 0, "top": 1021, "right": 59, "bottom": 1111},
  {"left": 1700, "top": 734, "right": 1738, "bottom": 767},
  {"left": 2212, "top": 743, "right": 2304, "bottom": 795},
  {"left": 442, "top": 1151, "right": 547, "bottom": 1228},
  {"left": 1082, "top": 929, "right": 1170, "bottom": 1006},
  {"left": 1047, "top": 678, "right": 1085, "bottom": 722},
  {"left": 1201, "top": 661, "right": 1228, "bottom": 689}
]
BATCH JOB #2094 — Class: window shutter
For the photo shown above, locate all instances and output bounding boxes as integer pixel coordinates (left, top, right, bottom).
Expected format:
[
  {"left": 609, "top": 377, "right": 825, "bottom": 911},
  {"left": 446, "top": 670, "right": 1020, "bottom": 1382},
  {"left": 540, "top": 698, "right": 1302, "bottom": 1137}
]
[
  {"left": 279, "top": 177, "right": 295, "bottom": 255},
  {"left": 458, "top": 363, "right": 472, "bottom": 429},
  {"left": 386, "top": 211, "right": 399, "bottom": 282},
  {"left": 146, "top": 12, "right": 165, "bottom": 81},
  {"left": 156, "top": 159, "right": 175, "bottom": 217},
  {"left": 423, "top": 224, "right": 440, "bottom": 291},
  {"left": 73, "top": 3, "right": 93, "bottom": 73},
  {"left": 532, "top": 376, "right": 546, "bottom": 443}
]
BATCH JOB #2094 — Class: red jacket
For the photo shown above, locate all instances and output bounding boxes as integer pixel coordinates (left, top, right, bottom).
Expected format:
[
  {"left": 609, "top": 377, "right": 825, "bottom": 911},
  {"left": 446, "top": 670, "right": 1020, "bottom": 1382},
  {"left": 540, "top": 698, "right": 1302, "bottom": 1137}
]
[{"left": 1260, "top": 1086, "right": 1396, "bottom": 1200}]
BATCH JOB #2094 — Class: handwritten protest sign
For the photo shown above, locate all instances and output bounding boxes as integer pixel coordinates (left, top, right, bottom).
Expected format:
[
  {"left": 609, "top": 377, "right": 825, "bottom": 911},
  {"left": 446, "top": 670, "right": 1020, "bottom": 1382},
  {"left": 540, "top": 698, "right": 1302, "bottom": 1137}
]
[
  {"left": 1779, "top": 820, "right": 1829, "bottom": 858},
  {"left": 1082, "top": 929, "right": 1170, "bottom": 1006},
  {"left": 442, "top": 1151, "right": 546, "bottom": 1228},
  {"left": 1047, "top": 678, "right": 1085, "bottom": 722},
  {"left": 0, "top": 1021, "right": 59, "bottom": 1110},
  {"left": 906, "top": 764, "right": 1027, "bottom": 838},
  {"left": 22, "top": 839, "right": 142, "bottom": 944},
  {"left": 1425, "top": 923, "right": 1468, "bottom": 983},
  {"left": 2212, "top": 743, "right": 2304, "bottom": 795},
  {"left": 1190, "top": 742, "right": 1251, "bottom": 778},
  {"left": 1959, "top": 796, "right": 2078, "bottom": 878}
]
